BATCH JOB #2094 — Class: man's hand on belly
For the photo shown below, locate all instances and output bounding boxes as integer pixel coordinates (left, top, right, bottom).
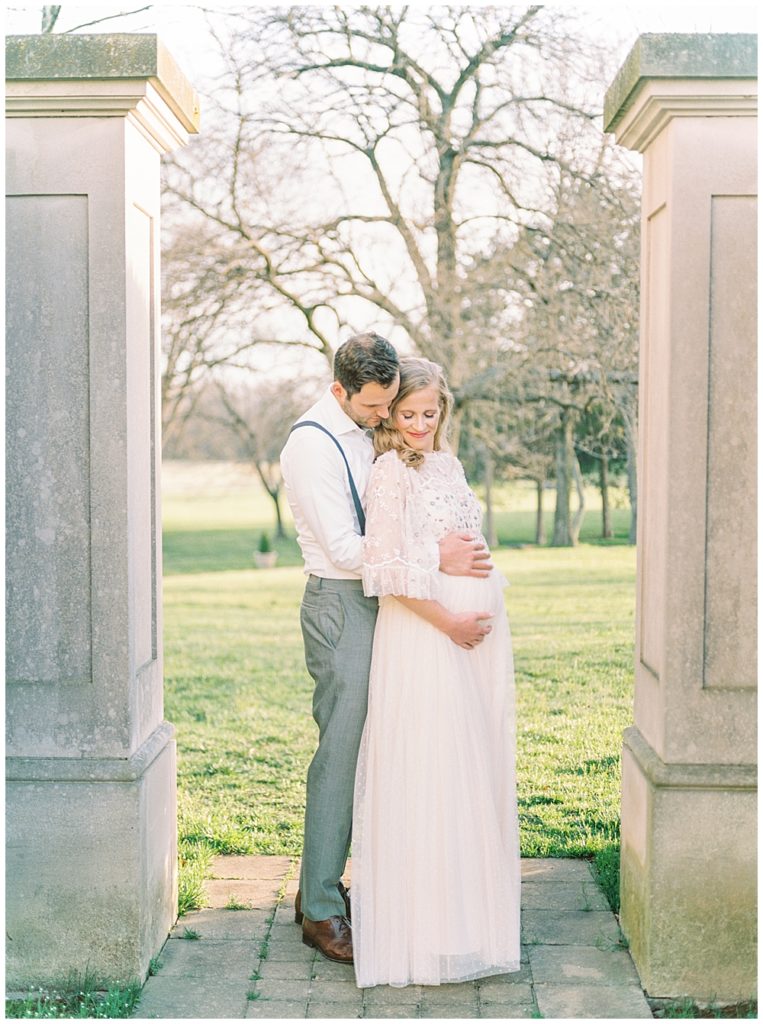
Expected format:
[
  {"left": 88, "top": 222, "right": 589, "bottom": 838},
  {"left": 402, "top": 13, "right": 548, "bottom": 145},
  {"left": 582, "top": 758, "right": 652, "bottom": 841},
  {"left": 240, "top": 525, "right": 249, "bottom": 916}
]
[{"left": 438, "top": 532, "right": 494, "bottom": 578}]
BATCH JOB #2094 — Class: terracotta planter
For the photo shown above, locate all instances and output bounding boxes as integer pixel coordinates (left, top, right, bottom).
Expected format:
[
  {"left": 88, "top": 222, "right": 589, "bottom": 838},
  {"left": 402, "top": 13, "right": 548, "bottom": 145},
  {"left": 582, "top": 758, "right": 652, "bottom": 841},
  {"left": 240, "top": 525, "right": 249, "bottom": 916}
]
[{"left": 253, "top": 551, "right": 278, "bottom": 569}]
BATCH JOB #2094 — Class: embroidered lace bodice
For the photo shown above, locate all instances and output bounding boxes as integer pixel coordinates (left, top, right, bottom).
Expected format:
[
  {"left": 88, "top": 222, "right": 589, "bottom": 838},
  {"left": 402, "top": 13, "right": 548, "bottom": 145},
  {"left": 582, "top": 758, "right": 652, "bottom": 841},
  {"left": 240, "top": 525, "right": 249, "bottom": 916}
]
[{"left": 362, "top": 449, "right": 485, "bottom": 600}]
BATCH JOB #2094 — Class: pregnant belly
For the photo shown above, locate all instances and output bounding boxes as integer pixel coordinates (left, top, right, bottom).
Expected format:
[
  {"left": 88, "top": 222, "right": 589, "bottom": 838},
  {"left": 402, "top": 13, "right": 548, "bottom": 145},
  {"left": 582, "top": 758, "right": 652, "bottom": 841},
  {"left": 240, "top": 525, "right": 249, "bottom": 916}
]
[{"left": 434, "top": 568, "right": 507, "bottom": 616}]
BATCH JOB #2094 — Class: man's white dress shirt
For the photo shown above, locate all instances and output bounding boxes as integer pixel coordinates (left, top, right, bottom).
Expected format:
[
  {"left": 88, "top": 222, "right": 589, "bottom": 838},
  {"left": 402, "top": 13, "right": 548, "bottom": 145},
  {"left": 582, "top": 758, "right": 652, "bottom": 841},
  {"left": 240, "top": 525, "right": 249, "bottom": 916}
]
[{"left": 280, "top": 388, "right": 374, "bottom": 579}]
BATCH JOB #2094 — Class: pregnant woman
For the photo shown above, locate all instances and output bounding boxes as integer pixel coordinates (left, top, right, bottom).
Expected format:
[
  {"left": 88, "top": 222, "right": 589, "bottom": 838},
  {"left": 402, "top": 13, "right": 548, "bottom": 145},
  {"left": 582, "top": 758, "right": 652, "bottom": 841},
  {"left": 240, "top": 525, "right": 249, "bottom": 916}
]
[{"left": 353, "top": 356, "right": 521, "bottom": 989}]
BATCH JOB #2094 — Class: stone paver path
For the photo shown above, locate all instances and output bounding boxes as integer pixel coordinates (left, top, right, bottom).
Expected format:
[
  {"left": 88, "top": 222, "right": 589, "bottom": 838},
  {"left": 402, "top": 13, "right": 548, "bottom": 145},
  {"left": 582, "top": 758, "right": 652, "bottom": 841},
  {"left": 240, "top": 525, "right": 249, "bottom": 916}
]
[{"left": 134, "top": 855, "right": 652, "bottom": 1019}]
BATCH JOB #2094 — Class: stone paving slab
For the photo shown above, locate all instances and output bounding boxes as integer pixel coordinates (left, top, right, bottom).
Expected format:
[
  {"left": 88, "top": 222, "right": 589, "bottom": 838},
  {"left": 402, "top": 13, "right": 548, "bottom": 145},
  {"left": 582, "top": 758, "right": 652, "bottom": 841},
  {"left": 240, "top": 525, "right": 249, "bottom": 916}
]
[
  {"left": 521, "top": 879, "right": 611, "bottom": 911},
  {"left": 478, "top": 982, "right": 536, "bottom": 1006},
  {"left": 417, "top": 1009, "right": 475, "bottom": 1019},
  {"left": 135, "top": 973, "right": 250, "bottom": 1018},
  {"left": 157, "top": 938, "right": 258, "bottom": 978},
  {"left": 521, "top": 857, "right": 595, "bottom": 881},
  {"left": 211, "top": 855, "right": 292, "bottom": 880},
  {"left": 309, "top": 980, "right": 364, "bottom": 1005},
  {"left": 473, "top": 970, "right": 532, "bottom": 995},
  {"left": 477, "top": 964, "right": 534, "bottom": 989},
  {"left": 266, "top": 942, "right": 318, "bottom": 962},
  {"left": 365, "top": 985, "right": 424, "bottom": 1008},
  {"left": 312, "top": 958, "right": 364, "bottom": 982},
  {"left": 419, "top": 984, "right": 479, "bottom": 1007},
  {"left": 259, "top": 959, "right": 314, "bottom": 980},
  {"left": 205, "top": 878, "right": 283, "bottom": 910},
  {"left": 307, "top": 1004, "right": 363, "bottom": 1019},
  {"left": 522, "top": 908, "right": 623, "bottom": 946},
  {"left": 255, "top": 979, "right": 312, "bottom": 1002},
  {"left": 169, "top": 908, "right": 270, "bottom": 941},
  {"left": 534, "top": 980, "right": 654, "bottom": 1018},
  {"left": 272, "top": 908, "right": 299, "bottom": 929},
  {"left": 246, "top": 999, "right": 308, "bottom": 1018},
  {"left": 479, "top": 1005, "right": 537, "bottom": 1018},
  {"left": 528, "top": 942, "right": 643, "bottom": 986},
  {"left": 134, "top": 854, "right": 654, "bottom": 1020},
  {"left": 268, "top": 922, "right": 313, "bottom": 947},
  {"left": 365, "top": 1008, "right": 422, "bottom": 1020}
]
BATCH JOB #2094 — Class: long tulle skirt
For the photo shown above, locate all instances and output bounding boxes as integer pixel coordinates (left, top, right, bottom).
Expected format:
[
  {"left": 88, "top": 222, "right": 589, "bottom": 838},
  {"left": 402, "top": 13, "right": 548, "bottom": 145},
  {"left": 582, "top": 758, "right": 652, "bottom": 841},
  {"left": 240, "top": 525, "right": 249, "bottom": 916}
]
[{"left": 352, "top": 571, "right": 521, "bottom": 988}]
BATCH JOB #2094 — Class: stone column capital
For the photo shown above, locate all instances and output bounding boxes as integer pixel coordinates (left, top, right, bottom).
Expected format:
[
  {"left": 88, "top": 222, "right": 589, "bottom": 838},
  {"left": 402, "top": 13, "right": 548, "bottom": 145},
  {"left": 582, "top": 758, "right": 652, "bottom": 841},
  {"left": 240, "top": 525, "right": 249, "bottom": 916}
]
[
  {"left": 604, "top": 33, "right": 757, "bottom": 152},
  {"left": 5, "top": 33, "right": 200, "bottom": 153}
]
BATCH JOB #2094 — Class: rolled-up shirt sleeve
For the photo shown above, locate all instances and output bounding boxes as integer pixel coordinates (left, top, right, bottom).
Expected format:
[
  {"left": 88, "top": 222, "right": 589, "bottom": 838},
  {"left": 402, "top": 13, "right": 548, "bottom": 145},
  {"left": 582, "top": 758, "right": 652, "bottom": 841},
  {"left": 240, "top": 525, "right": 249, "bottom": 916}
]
[{"left": 281, "top": 431, "right": 364, "bottom": 574}]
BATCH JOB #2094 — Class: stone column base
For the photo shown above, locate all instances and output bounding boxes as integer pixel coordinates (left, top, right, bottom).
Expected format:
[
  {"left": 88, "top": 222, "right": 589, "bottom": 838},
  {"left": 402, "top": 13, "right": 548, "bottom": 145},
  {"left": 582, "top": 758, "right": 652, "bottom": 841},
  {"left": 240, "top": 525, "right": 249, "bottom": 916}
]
[
  {"left": 6, "top": 723, "right": 177, "bottom": 988},
  {"left": 619, "top": 727, "right": 756, "bottom": 1001}
]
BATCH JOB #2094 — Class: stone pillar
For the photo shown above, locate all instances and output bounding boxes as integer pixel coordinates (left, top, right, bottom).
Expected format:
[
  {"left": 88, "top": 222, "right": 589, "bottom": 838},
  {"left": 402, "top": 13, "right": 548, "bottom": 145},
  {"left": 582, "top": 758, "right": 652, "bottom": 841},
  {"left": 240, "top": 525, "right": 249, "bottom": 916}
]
[
  {"left": 604, "top": 35, "right": 757, "bottom": 1000},
  {"left": 5, "top": 35, "right": 199, "bottom": 987}
]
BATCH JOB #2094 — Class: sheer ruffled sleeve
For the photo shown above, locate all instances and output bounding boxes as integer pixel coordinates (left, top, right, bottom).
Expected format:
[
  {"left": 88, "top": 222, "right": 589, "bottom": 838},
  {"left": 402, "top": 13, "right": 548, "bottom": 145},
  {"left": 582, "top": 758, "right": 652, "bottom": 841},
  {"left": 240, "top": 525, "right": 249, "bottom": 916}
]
[{"left": 362, "top": 452, "right": 440, "bottom": 599}]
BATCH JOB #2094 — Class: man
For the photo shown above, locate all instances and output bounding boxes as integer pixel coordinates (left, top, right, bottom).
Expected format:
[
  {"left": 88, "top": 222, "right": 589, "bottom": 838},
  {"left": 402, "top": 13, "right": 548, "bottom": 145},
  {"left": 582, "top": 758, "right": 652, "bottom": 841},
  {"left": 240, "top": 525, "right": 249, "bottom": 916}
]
[{"left": 280, "top": 332, "right": 493, "bottom": 964}]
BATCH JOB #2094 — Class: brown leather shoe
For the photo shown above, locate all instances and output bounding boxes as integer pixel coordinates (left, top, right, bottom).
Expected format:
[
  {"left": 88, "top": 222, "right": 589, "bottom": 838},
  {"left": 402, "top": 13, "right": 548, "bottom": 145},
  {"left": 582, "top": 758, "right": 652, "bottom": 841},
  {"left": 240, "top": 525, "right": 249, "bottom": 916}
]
[
  {"left": 302, "top": 915, "right": 353, "bottom": 963},
  {"left": 295, "top": 881, "right": 351, "bottom": 924}
]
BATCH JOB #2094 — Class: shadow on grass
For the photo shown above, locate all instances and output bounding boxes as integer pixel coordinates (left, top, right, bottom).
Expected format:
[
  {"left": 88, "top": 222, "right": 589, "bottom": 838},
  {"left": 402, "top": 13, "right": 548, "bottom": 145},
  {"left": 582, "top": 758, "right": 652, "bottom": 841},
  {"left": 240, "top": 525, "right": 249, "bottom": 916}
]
[
  {"left": 164, "top": 514, "right": 633, "bottom": 576},
  {"left": 163, "top": 529, "right": 304, "bottom": 575},
  {"left": 519, "top": 794, "right": 565, "bottom": 807},
  {"left": 557, "top": 754, "right": 622, "bottom": 776},
  {"left": 591, "top": 841, "right": 621, "bottom": 913},
  {"left": 495, "top": 508, "right": 633, "bottom": 547}
]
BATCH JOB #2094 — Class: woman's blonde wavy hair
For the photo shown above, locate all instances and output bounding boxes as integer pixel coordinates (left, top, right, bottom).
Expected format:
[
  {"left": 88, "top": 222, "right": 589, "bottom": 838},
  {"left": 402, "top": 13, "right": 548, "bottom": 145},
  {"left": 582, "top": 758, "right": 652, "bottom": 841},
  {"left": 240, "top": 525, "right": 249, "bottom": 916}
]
[{"left": 373, "top": 356, "right": 454, "bottom": 469}]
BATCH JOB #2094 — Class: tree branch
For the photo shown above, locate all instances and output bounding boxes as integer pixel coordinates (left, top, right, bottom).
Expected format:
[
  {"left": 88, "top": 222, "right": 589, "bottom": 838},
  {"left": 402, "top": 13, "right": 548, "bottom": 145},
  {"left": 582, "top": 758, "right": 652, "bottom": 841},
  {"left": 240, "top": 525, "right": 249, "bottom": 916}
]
[{"left": 63, "top": 5, "right": 153, "bottom": 33}]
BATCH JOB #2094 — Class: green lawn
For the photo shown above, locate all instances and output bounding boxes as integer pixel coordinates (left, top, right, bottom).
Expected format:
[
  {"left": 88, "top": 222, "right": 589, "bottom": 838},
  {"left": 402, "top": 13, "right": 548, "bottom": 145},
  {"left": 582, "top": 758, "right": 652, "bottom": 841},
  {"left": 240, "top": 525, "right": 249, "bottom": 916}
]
[
  {"left": 162, "top": 461, "right": 636, "bottom": 912},
  {"left": 162, "top": 461, "right": 633, "bottom": 574}
]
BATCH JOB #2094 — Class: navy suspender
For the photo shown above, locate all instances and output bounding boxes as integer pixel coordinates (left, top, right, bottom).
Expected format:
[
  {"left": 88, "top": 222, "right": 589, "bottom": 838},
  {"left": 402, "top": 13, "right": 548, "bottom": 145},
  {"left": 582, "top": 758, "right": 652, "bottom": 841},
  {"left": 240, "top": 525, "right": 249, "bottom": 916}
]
[{"left": 288, "top": 420, "right": 367, "bottom": 535}]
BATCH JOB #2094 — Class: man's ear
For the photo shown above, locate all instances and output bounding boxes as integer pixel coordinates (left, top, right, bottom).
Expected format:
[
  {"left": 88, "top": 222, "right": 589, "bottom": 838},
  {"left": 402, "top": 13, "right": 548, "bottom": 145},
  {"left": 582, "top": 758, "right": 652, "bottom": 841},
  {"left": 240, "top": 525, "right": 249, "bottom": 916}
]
[{"left": 330, "top": 381, "right": 347, "bottom": 402}]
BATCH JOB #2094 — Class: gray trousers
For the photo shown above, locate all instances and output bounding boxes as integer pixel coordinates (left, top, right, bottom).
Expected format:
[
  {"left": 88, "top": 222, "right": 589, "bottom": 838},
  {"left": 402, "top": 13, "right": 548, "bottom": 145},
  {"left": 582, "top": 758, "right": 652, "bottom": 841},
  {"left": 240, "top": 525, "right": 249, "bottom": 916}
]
[{"left": 299, "top": 575, "right": 378, "bottom": 922}]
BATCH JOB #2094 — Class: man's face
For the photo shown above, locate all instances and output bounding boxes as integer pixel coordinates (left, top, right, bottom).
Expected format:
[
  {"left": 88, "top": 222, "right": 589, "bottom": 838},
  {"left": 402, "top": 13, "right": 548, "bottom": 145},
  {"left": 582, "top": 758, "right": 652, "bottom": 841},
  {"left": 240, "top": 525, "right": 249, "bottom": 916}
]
[{"left": 331, "top": 375, "right": 400, "bottom": 428}]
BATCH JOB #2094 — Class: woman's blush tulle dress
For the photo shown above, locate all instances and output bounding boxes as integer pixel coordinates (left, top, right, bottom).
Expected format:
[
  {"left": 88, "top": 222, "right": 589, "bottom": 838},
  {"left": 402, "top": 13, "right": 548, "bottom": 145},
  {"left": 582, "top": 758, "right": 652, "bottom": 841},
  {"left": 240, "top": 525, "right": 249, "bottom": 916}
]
[{"left": 352, "top": 449, "right": 521, "bottom": 989}]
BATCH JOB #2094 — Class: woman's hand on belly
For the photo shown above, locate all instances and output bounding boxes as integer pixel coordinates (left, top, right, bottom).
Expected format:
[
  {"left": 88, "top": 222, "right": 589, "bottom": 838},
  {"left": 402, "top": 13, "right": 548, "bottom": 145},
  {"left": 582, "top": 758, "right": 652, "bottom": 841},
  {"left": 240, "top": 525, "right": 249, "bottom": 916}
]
[
  {"left": 444, "top": 610, "right": 494, "bottom": 650},
  {"left": 391, "top": 595, "right": 493, "bottom": 650}
]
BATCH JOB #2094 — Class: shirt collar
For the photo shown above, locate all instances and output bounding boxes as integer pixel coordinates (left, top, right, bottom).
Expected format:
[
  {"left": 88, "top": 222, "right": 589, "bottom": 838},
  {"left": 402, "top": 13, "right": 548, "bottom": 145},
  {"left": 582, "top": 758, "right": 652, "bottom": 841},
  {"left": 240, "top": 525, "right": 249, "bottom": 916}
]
[{"left": 317, "top": 387, "right": 367, "bottom": 437}]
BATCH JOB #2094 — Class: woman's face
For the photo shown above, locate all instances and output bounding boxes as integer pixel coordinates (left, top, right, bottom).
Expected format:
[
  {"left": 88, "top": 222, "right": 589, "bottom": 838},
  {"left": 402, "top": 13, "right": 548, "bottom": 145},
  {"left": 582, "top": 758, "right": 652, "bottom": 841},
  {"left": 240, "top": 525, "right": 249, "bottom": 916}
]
[{"left": 392, "top": 385, "right": 441, "bottom": 451}]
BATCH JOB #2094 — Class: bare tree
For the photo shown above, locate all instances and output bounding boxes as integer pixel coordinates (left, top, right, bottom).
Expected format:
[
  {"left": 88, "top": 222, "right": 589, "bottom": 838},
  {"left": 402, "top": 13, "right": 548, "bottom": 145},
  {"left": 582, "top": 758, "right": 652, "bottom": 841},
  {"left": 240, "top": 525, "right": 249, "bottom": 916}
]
[
  {"left": 575, "top": 400, "right": 631, "bottom": 541},
  {"left": 165, "top": 372, "right": 324, "bottom": 536},
  {"left": 162, "top": 6, "right": 619, "bottom": 441},
  {"left": 215, "top": 375, "right": 325, "bottom": 538},
  {"left": 160, "top": 6, "right": 639, "bottom": 547},
  {"left": 459, "top": 393, "right": 555, "bottom": 546},
  {"left": 483, "top": 152, "right": 640, "bottom": 545},
  {"left": 159, "top": 207, "right": 335, "bottom": 447}
]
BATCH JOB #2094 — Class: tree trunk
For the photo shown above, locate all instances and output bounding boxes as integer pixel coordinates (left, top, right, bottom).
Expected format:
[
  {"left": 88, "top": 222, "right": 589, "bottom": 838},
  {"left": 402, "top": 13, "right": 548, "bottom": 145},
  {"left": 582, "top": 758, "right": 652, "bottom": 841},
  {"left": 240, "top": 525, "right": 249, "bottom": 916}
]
[
  {"left": 272, "top": 485, "right": 287, "bottom": 540},
  {"left": 552, "top": 409, "right": 574, "bottom": 546},
  {"left": 483, "top": 450, "right": 498, "bottom": 548},
  {"left": 535, "top": 479, "right": 546, "bottom": 546},
  {"left": 600, "top": 454, "right": 613, "bottom": 539},
  {"left": 481, "top": 446, "right": 499, "bottom": 544},
  {"left": 449, "top": 404, "right": 464, "bottom": 456},
  {"left": 570, "top": 449, "right": 585, "bottom": 545},
  {"left": 255, "top": 460, "right": 287, "bottom": 539},
  {"left": 42, "top": 6, "right": 62, "bottom": 32}
]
